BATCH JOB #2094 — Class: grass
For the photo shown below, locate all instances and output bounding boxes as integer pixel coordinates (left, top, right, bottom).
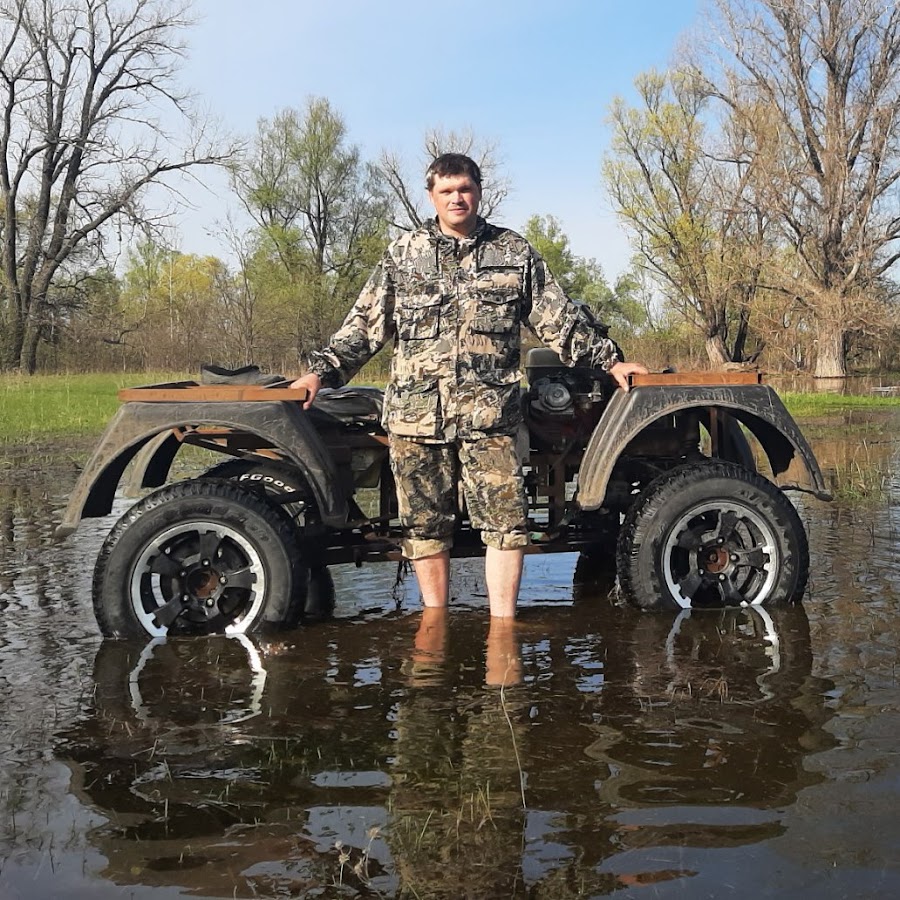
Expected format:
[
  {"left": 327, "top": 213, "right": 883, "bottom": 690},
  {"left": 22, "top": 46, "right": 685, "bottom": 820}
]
[
  {"left": 0, "top": 371, "right": 187, "bottom": 443},
  {"left": 780, "top": 390, "right": 900, "bottom": 419}
]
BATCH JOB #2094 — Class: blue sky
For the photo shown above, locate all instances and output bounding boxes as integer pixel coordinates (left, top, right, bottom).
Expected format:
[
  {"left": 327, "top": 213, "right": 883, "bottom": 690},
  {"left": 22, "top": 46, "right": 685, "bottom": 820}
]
[{"left": 178, "top": 0, "right": 702, "bottom": 280}]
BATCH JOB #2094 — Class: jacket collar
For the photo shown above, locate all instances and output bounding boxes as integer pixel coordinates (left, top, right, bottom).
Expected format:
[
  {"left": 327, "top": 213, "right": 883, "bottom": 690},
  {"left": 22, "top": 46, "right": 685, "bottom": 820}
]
[{"left": 425, "top": 216, "right": 489, "bottom": 248}]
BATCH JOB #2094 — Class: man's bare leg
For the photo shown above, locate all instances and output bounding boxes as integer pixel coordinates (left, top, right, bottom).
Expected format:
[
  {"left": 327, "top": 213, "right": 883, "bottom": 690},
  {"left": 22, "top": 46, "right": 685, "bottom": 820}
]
[
  {"left": 412, "top": 551, "right": 450, "bottom": 607},
  {"left": 485, "top": 546, "right": 524, "bottom": 618}
]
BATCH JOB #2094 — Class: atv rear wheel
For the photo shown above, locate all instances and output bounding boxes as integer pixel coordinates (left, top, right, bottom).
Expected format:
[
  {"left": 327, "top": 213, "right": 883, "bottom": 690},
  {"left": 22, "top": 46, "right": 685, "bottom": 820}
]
[
  {"left": 616, "top": 461, "right": 808, "bottom": 611},
  {"left": 93, "top": 480, "right": 308, "bottom": 638}
]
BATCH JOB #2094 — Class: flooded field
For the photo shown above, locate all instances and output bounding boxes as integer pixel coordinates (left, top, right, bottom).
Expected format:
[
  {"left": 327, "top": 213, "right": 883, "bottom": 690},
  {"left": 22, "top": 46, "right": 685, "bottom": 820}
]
[{"left": 1, "top": 415, "right": 900, "bottom": 899}]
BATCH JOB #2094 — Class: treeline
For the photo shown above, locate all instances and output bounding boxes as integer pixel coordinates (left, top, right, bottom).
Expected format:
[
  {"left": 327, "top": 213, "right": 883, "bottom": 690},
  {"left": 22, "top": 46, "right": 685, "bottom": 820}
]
[{"left": 1, "top": 0, "right": 898, "bottom": 379}]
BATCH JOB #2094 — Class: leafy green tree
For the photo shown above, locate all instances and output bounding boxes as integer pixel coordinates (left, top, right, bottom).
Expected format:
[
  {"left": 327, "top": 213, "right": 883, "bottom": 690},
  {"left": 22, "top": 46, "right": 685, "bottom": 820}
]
[
  {"left": 233, "top": 98, "right": 389, "bottom": 358},
  {"left": 604, "top": 69, "right": 770, "bottom": 366},
  {"left": 523, "top": 214, "right": 647, "bottom": 336},
  {"left": 118, "top": 241, "right": 222, "bottom": 371}
]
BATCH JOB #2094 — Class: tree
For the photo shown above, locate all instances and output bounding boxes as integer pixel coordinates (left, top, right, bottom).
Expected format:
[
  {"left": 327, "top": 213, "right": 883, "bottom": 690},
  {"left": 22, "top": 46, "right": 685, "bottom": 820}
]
[
  {"left": 118, "top": 241, "right": 221, "bottom": 371},
  {"left": 0, "top": 0, "right": 234, "bottom": 372},
  {"left": 212, "top": 224, "right": 304, "bottom": 373},
  {"left": 604, "top": 69, "right": 770, "bottom": 366},
  {"left": 55, "top": 265, "right": 127, "bottom": 371},
  {"left": 523, "top": 214, "right": 647, "bottom": 334},
  {"left": 699, "top": 0, "right": 900, "bottom": 377},
  {"left": 376, "top": 127, "right": 510, "bottom": 231},
  {"left": 233, "top": 98, "right": 388, "bottom": 357}
]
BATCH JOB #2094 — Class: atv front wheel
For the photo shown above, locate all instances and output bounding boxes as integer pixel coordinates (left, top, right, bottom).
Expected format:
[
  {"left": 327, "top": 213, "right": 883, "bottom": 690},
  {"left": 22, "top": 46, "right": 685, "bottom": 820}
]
[
  {"left": 93, "top": 480, "right": 307, "bottom": 638},
  {"left": 616, "top": 461, "right": 808, "bottom": 611},
  {"left": 199, "top": 459, "right": 333, "bottom": 620}
]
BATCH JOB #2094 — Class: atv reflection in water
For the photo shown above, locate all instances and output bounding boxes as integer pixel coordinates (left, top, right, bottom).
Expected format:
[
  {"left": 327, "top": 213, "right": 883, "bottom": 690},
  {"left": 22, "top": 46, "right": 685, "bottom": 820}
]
[{"left": 56, "top": 602, "right": 834, "bottom": 897}]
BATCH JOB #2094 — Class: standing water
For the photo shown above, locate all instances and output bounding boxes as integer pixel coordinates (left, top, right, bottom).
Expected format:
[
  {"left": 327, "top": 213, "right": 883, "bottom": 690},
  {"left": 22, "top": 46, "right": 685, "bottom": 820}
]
[{"left": 1, "top": 413, "right": 899, "bottom": 898}]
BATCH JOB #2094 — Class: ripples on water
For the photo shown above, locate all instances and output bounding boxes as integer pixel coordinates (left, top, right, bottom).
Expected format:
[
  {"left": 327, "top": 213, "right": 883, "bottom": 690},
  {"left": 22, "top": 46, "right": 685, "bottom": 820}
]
[{"left": 1, "top": 428, "right": 900, "bottom": 898}]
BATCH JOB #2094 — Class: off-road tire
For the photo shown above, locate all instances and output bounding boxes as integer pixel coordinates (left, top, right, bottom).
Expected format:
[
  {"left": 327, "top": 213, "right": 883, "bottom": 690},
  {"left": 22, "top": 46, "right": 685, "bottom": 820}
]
[
  {"left": 616, "top": 460, "right": 808, "bottom": 611},
  {"left": 93, "top": 479, "right": 308, "bottom": 638},
  {"left": 199, "top": 459, "right": 333, "bottom": 620},
  {"left": 200, "top": 459, "right": 310, "bottom": 522}
]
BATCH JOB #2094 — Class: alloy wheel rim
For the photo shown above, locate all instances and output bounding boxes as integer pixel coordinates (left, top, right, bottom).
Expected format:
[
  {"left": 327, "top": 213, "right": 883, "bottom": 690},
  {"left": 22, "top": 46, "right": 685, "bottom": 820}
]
[
  {"left": 129, "top": 521, "right": 267, "bottom": 635},
  {"left": 662, "top": 500, "right": 778, "bottom": 609}
]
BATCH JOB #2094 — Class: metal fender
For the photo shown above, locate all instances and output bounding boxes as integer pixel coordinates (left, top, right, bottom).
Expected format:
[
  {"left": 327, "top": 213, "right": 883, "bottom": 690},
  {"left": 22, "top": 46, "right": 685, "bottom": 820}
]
[
  {"left": 575, "top": 384, "right": 831, "bottom": 510},
  {"left": 57, "top": 400, "right": 348, "bottom": 536}
]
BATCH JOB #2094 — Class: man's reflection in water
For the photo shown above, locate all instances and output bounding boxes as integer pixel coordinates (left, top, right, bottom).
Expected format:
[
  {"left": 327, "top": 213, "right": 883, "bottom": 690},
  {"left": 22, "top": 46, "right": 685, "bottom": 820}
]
[
  {"left": 52, "top": 600, "right": 834, "bottom": 898},
  {"left": 408, "top": 608, "right": 524, "bottom": 688},
  {"left": 390, "top": 608, "right": 528, "bottom": 897},
  {"left": 407, "top": 606, "right": 448, "bottom": 685},
  {"left": 485, "top": 617, "right": 523, "bottom": 687}
]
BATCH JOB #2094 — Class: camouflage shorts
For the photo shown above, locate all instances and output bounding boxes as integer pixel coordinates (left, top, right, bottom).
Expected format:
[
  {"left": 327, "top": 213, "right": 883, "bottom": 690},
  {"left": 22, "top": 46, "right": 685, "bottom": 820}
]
[{"left": 389, "top": 434, "right": 529, "bottom": 558}]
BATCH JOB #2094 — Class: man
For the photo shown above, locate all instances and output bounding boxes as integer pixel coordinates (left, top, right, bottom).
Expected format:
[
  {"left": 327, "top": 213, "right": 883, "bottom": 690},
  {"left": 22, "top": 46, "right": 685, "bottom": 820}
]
[{"left": 291, "top": 153, "right": 646, "bottom": 617}]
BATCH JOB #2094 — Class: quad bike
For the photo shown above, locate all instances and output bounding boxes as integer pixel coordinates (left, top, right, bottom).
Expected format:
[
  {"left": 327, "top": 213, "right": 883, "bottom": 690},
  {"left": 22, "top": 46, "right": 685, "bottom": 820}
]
[{"left": 58, "top": 356, "right": 831, "bottom": 637}]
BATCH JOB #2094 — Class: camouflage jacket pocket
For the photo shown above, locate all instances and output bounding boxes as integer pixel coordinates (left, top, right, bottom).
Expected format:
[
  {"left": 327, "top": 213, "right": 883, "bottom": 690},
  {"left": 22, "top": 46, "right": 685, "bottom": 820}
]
[
  {"left": 397, "top": 293, "right": 442, "bottom": 341},
  {"left": 471, "top": 267, "right": 520, "bottom": 334},
  {"left": 465, "top": 370, "right": 524, "bottom": 436},
  {"left": 384, "top": 377, "right": 441, "bottom": 438}
]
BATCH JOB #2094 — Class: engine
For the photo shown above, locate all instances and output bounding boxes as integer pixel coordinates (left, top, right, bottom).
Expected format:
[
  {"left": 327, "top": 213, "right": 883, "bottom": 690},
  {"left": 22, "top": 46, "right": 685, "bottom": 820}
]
[{"left": 524, "top": 347, "right": 614, "bottom": 450}]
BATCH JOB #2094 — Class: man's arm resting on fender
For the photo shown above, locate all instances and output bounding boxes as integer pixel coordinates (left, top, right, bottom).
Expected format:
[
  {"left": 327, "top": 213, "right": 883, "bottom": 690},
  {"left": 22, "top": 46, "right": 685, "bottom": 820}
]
[
  {"left": 290, "top": 372, "right": 322, "bottom": 409},
  {"left": 609, "top": 360, "right": 649, "bottom": 393}
]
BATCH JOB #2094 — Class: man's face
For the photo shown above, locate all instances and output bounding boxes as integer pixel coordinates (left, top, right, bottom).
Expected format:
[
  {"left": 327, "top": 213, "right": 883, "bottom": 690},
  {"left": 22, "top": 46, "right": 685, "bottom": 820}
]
[{"left": 428, "top": 173, "right": 481, "bottom": 238}]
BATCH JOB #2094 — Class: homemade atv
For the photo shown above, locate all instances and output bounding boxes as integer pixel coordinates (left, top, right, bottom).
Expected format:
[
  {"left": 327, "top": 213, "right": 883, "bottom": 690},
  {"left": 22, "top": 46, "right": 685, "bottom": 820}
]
[{"left": 59, "top": 354, "right": 831, "bottom": 638}]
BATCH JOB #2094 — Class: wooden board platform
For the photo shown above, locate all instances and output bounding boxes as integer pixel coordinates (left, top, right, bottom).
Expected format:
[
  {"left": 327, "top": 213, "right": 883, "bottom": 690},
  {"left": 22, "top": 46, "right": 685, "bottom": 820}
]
[
  {"left": 116, "top": 371, "right": 762, "bottom": 403},
  {"left": 630, "top": 371, "right": 763, "bottom": 386},
  {"left": 118, "top": 382, "right": 310, "bottom": 402}
]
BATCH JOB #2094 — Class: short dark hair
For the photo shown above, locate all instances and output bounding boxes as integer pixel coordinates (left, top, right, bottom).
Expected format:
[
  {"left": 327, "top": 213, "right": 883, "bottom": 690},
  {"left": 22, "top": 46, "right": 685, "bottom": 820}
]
[{"left": 425, "top": 153, "right": 482, "bottom": 190}]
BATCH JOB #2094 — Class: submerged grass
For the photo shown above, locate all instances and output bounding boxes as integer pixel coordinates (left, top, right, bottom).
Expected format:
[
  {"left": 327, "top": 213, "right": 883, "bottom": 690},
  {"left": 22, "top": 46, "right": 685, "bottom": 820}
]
[{"left": 780, "top": 391, "right": 900, "bottom": 419}]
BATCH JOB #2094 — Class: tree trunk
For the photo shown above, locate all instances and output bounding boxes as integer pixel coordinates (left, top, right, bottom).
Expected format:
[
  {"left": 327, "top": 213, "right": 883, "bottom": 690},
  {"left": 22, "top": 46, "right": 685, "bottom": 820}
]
[
  {"left": 814, "top": 322, "right": 847, "bottom": 378},
  {"left": 2, "top": 307, "right": 25, "bottom": 370},
  {"left": 705, "top": 333, "right": 731, "bottom": 367},
  {"left": 22, "top": 322, "right": 41, "bottom": 375}
]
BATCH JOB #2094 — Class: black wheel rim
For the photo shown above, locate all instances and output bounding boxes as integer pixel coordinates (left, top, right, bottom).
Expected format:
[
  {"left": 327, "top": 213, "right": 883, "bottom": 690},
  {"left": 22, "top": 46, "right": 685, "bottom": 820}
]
[
  {"left": 129, "top": 521, "right": 267, "bottom": 635},
  {"left": 662, "top": 500, "right": 779, "bottom": 609}
]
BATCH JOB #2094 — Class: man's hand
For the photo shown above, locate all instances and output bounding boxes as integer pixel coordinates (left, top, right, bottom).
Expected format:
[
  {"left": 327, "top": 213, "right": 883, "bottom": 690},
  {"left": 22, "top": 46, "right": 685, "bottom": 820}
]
[
  {"left": 290, "top": 372, "right": 322, "bottom": 409},
  {"left": 609, "top": 361, "right": 649, "bottom": 392}
]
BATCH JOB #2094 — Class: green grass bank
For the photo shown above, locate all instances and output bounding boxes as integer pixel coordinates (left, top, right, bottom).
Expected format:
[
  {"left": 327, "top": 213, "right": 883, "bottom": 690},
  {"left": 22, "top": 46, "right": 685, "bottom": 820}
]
[{"left": 0, "top": 372, "right": 187, "bottom": 444}]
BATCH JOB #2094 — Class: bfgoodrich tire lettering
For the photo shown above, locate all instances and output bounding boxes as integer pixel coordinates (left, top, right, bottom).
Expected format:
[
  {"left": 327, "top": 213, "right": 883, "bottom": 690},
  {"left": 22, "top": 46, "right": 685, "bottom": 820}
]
[
  {"left": 200, "top": 459, "right": 310, "bottom": 522},
  {"left": 616, "top": 461, "right": 809, "bottom": 611},
  {"left": 93, "top": 480, "right": 307, "bottom": 638}
]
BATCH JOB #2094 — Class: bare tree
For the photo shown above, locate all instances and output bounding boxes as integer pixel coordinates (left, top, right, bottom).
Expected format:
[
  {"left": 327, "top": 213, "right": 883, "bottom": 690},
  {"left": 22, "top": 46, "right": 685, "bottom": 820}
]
[
  {"left": 0, "top": 0, "right": 235, "bottom": 372},
  {"left": 699, "top": 0, "right": 900, "bottom": 377},
  {"left": 376, "top": 126, "right": 510, "bottom": 231}
]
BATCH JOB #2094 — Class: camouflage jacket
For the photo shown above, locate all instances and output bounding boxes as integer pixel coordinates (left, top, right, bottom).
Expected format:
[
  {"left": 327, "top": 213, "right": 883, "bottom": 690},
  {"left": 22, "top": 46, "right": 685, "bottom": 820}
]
[{"left": 307, "top": 217, "right": 621, "bottom": 441}]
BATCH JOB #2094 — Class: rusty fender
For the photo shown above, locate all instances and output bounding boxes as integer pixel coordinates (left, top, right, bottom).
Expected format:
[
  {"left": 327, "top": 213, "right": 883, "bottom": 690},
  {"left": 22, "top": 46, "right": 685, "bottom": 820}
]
[
  {"left": 57, "top": 400, "right": 348, "bottom": 537},
  {"left": 575, "top": 383, "right": 831, "bottom": 511}
]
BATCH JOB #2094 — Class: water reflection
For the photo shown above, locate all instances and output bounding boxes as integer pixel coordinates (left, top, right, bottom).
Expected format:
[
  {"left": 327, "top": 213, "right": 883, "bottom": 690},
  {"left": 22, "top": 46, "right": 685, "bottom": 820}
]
[{"left": 54, "top": 600, "right": 834, "bottom": 897}]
